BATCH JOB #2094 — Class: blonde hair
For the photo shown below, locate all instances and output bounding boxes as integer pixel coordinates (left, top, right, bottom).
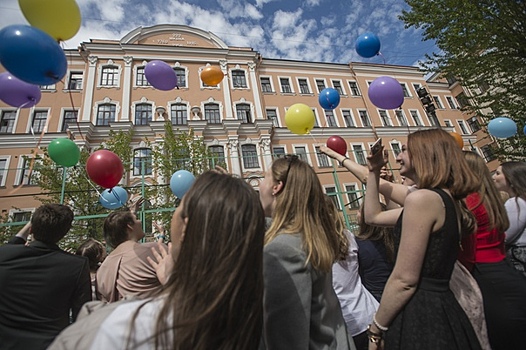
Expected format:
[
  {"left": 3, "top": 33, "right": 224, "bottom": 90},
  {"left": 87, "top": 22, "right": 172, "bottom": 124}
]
[{"left": 265, "top": 156, "right": 341, "bottom": 272}]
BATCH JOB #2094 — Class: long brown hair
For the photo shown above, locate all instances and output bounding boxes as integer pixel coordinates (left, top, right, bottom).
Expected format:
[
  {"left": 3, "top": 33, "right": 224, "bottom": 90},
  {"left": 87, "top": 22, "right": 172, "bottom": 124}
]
[
  {"left": 463, "top": 151, "right": 509, "bottom": 233},
  {"left": 356, "top": 203, "right": 395, "bottom": 262},
  {"left": 265, "top": 156, "right": 342, "bottom": 272},
  {"left": 133, "top": 172, "right": 265, "bottom": 350},
  {"left": 501, "top": 161, "right": 526, "bottom": 202}
]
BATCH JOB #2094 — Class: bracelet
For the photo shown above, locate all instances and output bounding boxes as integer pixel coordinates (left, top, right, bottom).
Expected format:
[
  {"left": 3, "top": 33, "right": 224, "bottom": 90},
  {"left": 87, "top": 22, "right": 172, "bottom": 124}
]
[
  {"left": 373, "top": 315, "right": 389, "bottom": 332},
  {"left": 339, "top": 157, "right": 349, "bottom": 167},
  {"left": 366, "top": 325, "right": 383, "bottom": 344}
]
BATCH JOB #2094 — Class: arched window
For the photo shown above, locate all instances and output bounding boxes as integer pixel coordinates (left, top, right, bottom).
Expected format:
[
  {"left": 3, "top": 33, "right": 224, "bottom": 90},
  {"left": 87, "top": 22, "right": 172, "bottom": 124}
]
[
  {"left": 133, "top": 148, "right": 152, "bottom": 176},
  {"left": 170, "top": 104, "right": 187, "bottom": 125},
  {"left": 101, "top": 66, "right": 119, "bottom": 86},
  {"left": 204, "top": 103, "right": 221, "bottom": 124},
  {"left": 236, "top": 103, "right": 251, "bottom": 123},
  {"left": 241, "top": 144, "right": 259, "bottom": 168},
  {"left": 135, "top": 103, "right": 152, "bottom": 125}
]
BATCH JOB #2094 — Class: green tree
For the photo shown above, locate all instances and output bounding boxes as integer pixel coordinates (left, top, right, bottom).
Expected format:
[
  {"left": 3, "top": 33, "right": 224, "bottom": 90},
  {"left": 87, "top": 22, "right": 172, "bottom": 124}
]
[{"left": 400, "top": 0, "right": 526, "bottom": 160}]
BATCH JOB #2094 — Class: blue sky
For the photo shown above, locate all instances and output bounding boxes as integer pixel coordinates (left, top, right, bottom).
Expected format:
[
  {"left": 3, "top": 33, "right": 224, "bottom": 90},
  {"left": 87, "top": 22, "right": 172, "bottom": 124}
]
[{"left": 0, "top": 0, "right": 437, "bottom": 67}]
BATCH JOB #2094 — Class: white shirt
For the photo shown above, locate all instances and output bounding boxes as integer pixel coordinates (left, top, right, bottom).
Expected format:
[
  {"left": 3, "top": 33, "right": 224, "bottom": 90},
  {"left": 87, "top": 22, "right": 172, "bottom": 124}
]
[
  {"left": 505, "top": 197, "right": 526, "bottom": 246},
  {"left": 332, "top": 230, "right": 379, "bottom": 336}
]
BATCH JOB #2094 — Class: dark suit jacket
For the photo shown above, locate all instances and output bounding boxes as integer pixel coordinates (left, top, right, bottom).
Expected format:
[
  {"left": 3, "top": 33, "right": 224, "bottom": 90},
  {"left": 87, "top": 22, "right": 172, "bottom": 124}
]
[{"left": 0, "top": 240, "right": 91, "bottom": 350}]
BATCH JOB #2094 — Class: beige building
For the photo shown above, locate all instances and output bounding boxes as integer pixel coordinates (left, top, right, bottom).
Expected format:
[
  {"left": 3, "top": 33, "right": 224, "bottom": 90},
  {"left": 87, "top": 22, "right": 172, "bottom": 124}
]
[{"left": 0, "top": 24, "right": 496, "bottom": 224}]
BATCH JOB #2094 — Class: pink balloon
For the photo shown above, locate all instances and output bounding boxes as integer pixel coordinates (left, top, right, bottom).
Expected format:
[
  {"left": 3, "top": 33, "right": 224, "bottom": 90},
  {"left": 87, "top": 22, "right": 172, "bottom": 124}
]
[
  {"left": 86, "top": 150, "right": 124, "bottom": 189},
  {"left": 368, "top": 76, "right": 404, "bottom": 109},
  {"left": 327, "top": 135, "right": 347, "bottom": 156},
  {"left": 144, "top": 60, "right": 177, "bottom": 91},
  {"left": 0, "top": 72, "right": 41, "bottom": 108}
]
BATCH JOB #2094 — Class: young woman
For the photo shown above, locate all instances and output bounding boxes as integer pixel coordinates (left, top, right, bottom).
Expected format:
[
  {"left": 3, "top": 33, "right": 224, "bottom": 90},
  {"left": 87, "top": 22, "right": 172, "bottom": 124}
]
[
  {"left": 259, "top": 155, "right": 354, "bottom": 349},
  {"left": 50, "top": 171, "right": 266, "bottom": 350},
  {"left": 364, "top": 128, "right": 481, "bottom": 350}
]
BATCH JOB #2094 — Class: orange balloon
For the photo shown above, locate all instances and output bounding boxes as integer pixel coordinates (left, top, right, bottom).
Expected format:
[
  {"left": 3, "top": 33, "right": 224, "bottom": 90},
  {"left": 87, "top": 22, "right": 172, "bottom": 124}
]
[
  {"left": 200, "top": 66, "right": 224, "bottom": 86},
  {"left": 450, "top": 132, "right": 464, "bottom": 149}
]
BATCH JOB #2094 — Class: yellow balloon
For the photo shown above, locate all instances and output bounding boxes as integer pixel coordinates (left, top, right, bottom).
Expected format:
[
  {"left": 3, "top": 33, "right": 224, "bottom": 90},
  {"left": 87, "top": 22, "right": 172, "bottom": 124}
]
[
  {"left": 285, "top": 103, "right": 315, "bottom": 135},
  {"left": 19, "top": 0, "right": 81, "bottom": 41},
  {"left": 200, "top": 66, "right": 224, "bottom": 86}
]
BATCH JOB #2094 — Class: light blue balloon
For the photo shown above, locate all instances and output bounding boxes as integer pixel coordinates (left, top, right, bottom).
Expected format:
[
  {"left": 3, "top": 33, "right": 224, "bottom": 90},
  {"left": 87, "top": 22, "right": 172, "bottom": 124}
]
[
  {"left": 170, "top": 170, "right": 195, "bottom": 199},
  {"left": 99, "top": 186, "right": 129, "bottom": 209},
  {"left": 318, "top": 88, "right": 341, "bottom": 110},
  {"left": 355, "top": 32, "right": 381, "bottom": 58},
  {"left": 487, "top": 117, "right": 517, "bottom": 138}
]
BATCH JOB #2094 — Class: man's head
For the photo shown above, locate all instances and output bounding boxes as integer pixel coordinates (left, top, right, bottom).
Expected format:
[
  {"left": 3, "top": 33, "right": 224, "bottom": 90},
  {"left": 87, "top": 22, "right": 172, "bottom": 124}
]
[{"left": 30, "top": 204, "right": 74, "bottom": 244}]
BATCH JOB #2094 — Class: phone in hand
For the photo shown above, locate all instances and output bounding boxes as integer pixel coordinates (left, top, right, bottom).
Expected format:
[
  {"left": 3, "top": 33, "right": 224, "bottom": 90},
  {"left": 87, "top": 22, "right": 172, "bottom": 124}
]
[{"left": 370, "top": 138, "right": 383, "bottom": 155}]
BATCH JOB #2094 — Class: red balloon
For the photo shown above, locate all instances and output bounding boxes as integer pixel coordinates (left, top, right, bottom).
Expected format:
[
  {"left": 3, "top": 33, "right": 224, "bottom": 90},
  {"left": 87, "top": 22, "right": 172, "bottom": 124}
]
[
  {"left": 327, "top": 135, "right": 347, "bottom": 156},
  {"left": 86, "top": 150, "right": 124, "bottom": 189}
]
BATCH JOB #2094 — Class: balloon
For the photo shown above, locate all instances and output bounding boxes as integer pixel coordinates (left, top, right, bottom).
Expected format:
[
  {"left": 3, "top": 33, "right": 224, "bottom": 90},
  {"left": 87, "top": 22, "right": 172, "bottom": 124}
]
[
  {"left": 487, "top": 117, "right": 517, "bottom": 138},
  {"left": 0, "top": 25, "right": 67, "bottom": 86},
  {"left": 327, "top": 136, "right": 347, "bottom": 156},
  {"left": 86, "top": 150, "right": 124, "bottom": 189},
  {"left": 368, "top": 76, "right": 405, "bottom": 110},
  {"left": 48, "top": 138, "right": 80, "bottom": 167},
  {"left": 144, "top": 60, "right": 178, "bottom": 91},
  {"left": 19, "top": 0, "right": 81, "bottom": 41},
  {"left": 319, "top": 88, "right": 341, "bottom": 110},
  {"left": 99, "top": 186, "right": 128, "bottom": 209},
  {"left": 355, "top": 32, "right": 381, "bottom": 58},
  {"left": 523, "top": 125, "right": 526, "bottom": 136},
  {"left": 284, "top": 103, "right": 316, "bottom": 135},
  {"left": 170, "top": 170, "right": 195, "bottom": 199},
  {"left": 450, "top": 132, "right": 464, "bottom": 149},
  {"left": 200, "top": 66, "right": 224, "bottom": 86},
  {"left": 0, "top": 72, "right": 41, "bottom": 108}
]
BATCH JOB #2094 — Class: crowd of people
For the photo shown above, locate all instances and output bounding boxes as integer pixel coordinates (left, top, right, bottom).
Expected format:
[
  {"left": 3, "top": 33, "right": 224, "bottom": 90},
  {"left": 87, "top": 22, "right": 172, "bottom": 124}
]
[{"left": 0, "top": 127, "right": 525, "bottom": 350}]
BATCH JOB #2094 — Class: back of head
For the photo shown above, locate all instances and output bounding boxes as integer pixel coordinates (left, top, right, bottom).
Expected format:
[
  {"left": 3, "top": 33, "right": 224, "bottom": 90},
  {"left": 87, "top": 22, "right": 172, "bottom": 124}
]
[
  {"left": 463, "top": 151, "right": 509, "bottom": 233},
  {"left": 103, "top": 209, "right": 134, "bottom": 249},
  {"left": 501, "top": 161, "right": 526, "bottom": 201},
  {"left": 76, "top": 239, "right": 106, "bottom": 272},
  {"left": 266, "top": 156, "right": 341, "bottom": 272},
  {"left": 31, "top": 204, "right": 74, "bottom": 244},
  {"left": 158, "top": 171, "right": 265, "bottom": 350},
  {"left": 324, "top": 196, "right": 348, "bottom": 261}
]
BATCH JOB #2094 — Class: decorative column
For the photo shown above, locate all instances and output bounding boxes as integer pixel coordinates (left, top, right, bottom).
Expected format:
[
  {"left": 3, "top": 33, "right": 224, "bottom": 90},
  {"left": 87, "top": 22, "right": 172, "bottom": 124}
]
[
  {"left": 249, "top": 61, "right": 264, "bottom": 120},
  {"left": 227, "top": 138, "right": 241, "bottom": 176},
  {"left": 81, "top": 56, "right": 98, "bottom": 122},
  {"left": 121, "top": 56, "right": 133, "bottom": 122},
  {"left": 260, "top": 137, "right": 273, "bottom": 169},
  {"left": 220, "top": 60, "right": 233, "bottom": 120}
]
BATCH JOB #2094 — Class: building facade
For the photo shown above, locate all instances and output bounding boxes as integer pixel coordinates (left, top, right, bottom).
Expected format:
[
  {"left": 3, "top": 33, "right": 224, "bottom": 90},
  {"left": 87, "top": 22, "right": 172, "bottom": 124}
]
[{"left": 0, "top": 24, "right": 496, "bottom": 225}]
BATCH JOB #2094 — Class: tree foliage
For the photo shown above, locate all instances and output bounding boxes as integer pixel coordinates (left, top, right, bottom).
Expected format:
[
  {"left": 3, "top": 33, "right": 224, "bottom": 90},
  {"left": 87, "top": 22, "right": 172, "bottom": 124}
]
[{"left": 400, "top": 0, "right": 526, "bottom": 160}]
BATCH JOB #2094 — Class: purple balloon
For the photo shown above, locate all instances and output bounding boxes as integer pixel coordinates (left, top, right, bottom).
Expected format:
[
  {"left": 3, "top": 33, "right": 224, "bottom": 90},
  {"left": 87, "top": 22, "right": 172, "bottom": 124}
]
[
  {"left": 0, "top": 72, "right": 41, "bottom": 108},
  {"left": 368, "top": 76, "right": 405, "bottom": 109},
  {"left": 144, "top": 60, "right": 177, "bottom": 91}
]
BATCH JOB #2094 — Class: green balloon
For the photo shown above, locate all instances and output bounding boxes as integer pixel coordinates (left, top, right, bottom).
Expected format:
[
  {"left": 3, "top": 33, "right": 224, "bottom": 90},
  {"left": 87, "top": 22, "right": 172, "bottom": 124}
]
[{"left": 48, "top": 138, "right": 80, "bottom": 167}]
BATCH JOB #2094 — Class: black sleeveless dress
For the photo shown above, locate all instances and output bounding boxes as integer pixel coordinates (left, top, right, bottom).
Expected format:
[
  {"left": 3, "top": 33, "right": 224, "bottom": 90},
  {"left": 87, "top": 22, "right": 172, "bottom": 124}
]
[{"left": 384, "top": 188, "right": 482, "bottom": 350}]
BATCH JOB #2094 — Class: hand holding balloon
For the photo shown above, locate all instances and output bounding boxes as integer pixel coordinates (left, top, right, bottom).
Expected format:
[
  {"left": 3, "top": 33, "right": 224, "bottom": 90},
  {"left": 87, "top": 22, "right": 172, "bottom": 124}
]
[{"left": 326, "top": 136, "right": 347, "bottom": 156}]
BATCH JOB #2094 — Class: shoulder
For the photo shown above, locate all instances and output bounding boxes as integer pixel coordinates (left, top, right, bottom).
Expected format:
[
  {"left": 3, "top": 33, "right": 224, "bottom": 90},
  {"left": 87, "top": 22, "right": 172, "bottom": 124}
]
[
  {"left": 265, "top": 234, "right": 304, "bottom": 257},
  {"left": 405, "top": 189, "right": 443, "bottom": 206}
]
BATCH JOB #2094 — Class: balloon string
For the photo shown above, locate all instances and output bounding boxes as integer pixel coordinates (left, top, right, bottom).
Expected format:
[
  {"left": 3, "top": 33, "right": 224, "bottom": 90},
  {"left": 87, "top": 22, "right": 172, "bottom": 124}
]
[
  {"left": 377, "top": 52, "right": 386, "bottom": 65},
  {"left": 308, "top": 132, "right": 319, "bottom": 145}
]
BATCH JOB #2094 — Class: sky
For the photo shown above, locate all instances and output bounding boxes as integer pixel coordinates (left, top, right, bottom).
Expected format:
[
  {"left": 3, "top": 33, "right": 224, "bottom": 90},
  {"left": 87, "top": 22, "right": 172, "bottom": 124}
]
[{"left": 0, "top": 0, "right": 438, "bottom": 67}]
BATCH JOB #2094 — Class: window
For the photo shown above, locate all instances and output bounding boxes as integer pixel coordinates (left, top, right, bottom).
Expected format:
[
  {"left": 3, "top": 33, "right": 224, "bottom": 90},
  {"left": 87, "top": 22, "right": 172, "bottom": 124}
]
[
  {"left": 325, "top": 186, "right": 342, "bottom": 210},
  {"left": 19, "top": 158, "right": 40, "bottom": 185},
  {"left": 391, "top": 142, "right": 402, "bottom": 157},
  {"left": 232, "top": 70, "right": 247, "bottom": 88},
  {"left": 480, "top": 145, "right": 496, "bottom": 162},
  {"left": 446, "top": 96, "right": 458, "bottom": 109},
  {"left": 236, "top": 103, "right": 252, "bottom": 123},
  {"left": 479, "top": 81, "right": 490, "bottom": 93},
  {"left": 208, "top": 146, "right": 226, "bottom": 168},
  {"left": 204, "top": 103, "right": 221, "bottom": 124},
  {"left": 260, "top": 77, "right": 272, "bottom": 92},
  {"left": 455, "top": 92, "right": 470, "bottom": 108},
  {"left": 13, "top": 211, "right": 32, "bottom": 223},
  {"left": 444, "top": 119, "right": 453, "bottom": 128},
  {"left": 312, "top": 109, "right": 320, "bottom": 128},
  {"left": 332, "top": 80, "right": 344, "bottom": 95},
  {"left": 294, "top": 146, "right": 308, "bottom": 163},
  {"left": 170, "top": 104, "right": 187, "bottom": 125},
  {"left": 31, "top": 111, "right": 47, "bottom": 133},
  {"left": 241, "top": 144, "right": 259, "bottom": 168},
  {"left": 298, "top": 79, "right": 310, "bottom": 94},
  {"left": 315, "top": 146, "right": 331, "bottom": 168},
  {"left": 457, "top": 120, "right": 470, "bottom": 135},
  {"left": 266, "top": 108, "right": 279, "bottom": 127},
  {"left": 133, "top": 148, "right": 152, "bottom": 176},
  {"left": 62, "top": 110, "right": 78, "bottom": 131},
  {"left": 379, "top": 110, "right": 392, "bottom": 126},
  {"left": 324, "top": 110, "right": 337, "bottom": 127},
  {"left": 412, "top": 83, "right": 421, "bottom": 93},
  {"left": 348, "top": 81, "right": 361, "bottom": 96},
  {"left": 358, "top": 110, "right": 371, "bottom": 127},
  {"left": 428, "top": 112, "right": 440, "bottom": 127},
  {"left": 0, "top": 110, "right": 16, "bottom": 133},
  {"left": 433, "top": 96, "right": 444, "bottom": 109},
  {"left": 342, "top": 109, "right": 355, "bottom": 127},
  {"left": 316, "top": 79, "right": 326, "bottom": 93},
  {"left": 352, "top": 145, "right": 366, "bottom": 165},
  {"left": 468, "top": 116, "right": 481, "bottom": 133},
  {"left": 273, "top": 146, "right": 285, "bottom": 158},
  {"left": 280, "top": 78, "right": 292, "bottom": 93},
  {"left": 0, "top": 158, "right": 7, "bottom": 186},
  {"left": 174, "top": 68, "right": 186, "bottom": 88},
  {"left": 395, "top": 110, "right": 408, "bottom": 126},
  {"left": 136, "top": 67, "right": 150, "bottom": 86},
  {"left": 101, "top": 66, "right": 119, "bottom": 86},
  {"left": 400, "top": 83, "right": 411, "bottom": 97},
  {"left": 96, "top": 104, "right": 116, "bottom": 126},
  {"left": 68, "top": 72, "right": 83, "bottom": 90},
  {"left": 40, "top": 84, "right": 55, "bottom": 91},
  {"left": 409, "top": 110, "right": 423, "bottom": 126},
  {"left": 346, "top": 184, "right": 361, "bottom": 209},
  {"left": 135, "top": 104, "right": 152, "bottom": 125}
]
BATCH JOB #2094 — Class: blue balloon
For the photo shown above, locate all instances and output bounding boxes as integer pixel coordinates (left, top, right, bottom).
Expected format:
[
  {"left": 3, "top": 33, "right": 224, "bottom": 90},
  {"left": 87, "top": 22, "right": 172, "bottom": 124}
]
[
  {"left": 523, "top": 124, "right": 526, "bottom": 136},
  {"left": 487, "top": 117, "right": 517, "bottom": 138},
  {"left": 170, "top": 170, "right": 195, "bottom": 199},
  {"left": 355, "top": 32, "right": 381, "bottom": 58},
  {"left": 99, "top": 186, "right": 129, "bottom": 209},
  {"left": 0, "top": 25, "right": 67, "bottom": 85},
  {"left": 318, "top": 88, "right": 341, "bottom": 110}
]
